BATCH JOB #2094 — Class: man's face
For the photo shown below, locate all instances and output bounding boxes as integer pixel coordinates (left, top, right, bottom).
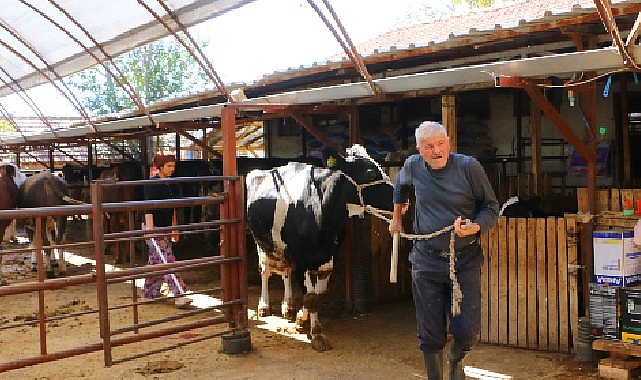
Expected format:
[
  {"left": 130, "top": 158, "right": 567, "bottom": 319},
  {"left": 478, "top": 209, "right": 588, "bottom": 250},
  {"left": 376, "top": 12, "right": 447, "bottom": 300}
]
[
  {"left": 417, "top": 133, "right": 450, "bottom": 170},
  {"left": 159, "top": 161, "right": 176, "bottom": 178}
]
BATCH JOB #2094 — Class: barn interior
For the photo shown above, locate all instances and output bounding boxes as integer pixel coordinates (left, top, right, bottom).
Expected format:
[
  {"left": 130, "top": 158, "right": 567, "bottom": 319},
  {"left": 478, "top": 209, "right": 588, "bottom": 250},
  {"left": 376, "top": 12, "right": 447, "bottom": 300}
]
[{"left": 2, "top": 0, "right": 641, "bottom": 373}]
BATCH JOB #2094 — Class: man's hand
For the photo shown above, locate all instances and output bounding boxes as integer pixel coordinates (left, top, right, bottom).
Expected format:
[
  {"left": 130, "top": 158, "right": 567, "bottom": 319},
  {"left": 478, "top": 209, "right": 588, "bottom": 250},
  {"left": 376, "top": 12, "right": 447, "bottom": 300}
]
[
  {"left": 388, "top": 217, "right": 404, "bottom": 236},
  {"left": 454, "top": 216, "right": 480, "bottom": 237}
]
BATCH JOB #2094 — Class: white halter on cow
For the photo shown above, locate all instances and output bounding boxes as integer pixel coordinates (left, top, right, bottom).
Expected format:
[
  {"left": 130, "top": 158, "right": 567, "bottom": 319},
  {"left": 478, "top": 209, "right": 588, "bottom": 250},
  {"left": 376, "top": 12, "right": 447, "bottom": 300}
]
[{"left": 246, "top": 144, "right": 393, "bottom": 351}]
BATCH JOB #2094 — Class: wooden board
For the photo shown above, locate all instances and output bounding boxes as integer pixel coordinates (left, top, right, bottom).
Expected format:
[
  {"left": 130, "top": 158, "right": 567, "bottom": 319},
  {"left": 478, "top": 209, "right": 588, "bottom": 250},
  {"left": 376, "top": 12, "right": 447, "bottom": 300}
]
[
  {"left": 566, "top": 215, "right": 579, "bottom": 354},
  {"left": 480, "top": 231, "right": 490, "bottom": 341},
  {"left": 527, "top": 217, "right": 538, "bottom": 349},
  {"left": 598, "top": 189, "right": 611, "bottom": 213},
  {"left": 557, "top": 218, "right": 569, "bottom": 352},
  {"left": 577, "top": 188, "right": 588, "bottom": 213},
  {"left": 498, "top": 217, "right": 508, "bottom": 345},
  {"left": 547, "top": 217, "right": 559, "bottom": 351},
  {"left": 536, "top": 218, "right": 548, "bottom": 350},
  {"left": 508, "top": 218, "right": 518, "bottom": 346},
  {"left": 517, "top": 218, "right": 528, "bottom": 348},
  {"left": 489, "top": 221, "right": 500, "bottom": 344},
  {"left": 612, "top": 189, "right": 622, "bottom": 212}
]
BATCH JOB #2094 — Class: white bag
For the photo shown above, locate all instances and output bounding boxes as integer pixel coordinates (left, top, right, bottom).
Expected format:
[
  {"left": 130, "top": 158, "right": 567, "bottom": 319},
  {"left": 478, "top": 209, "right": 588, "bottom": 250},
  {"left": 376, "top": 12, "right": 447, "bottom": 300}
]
[{"left": 635, "top": 218, "right": 641, "bottom": 246}]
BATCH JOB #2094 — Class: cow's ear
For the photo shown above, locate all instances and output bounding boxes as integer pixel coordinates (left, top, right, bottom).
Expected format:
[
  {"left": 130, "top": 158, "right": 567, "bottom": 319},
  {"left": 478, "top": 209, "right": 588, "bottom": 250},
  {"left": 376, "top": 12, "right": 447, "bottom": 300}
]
[{"left": 321, "top": 146, "right": 344, "bottom": 168}]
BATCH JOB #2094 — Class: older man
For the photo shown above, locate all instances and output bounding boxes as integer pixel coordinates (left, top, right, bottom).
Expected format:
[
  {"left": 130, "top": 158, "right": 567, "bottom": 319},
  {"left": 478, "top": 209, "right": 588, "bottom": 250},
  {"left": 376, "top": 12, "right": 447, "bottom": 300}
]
[{"left": 388, "top": 121, "right": 499, "bottom": 380}]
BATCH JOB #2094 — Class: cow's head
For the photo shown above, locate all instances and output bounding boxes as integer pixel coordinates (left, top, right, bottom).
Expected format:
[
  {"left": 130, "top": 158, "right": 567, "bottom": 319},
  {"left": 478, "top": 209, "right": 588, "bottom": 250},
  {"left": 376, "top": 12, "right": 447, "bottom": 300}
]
[{"left": 325, "top": 144, "right": 394, "bottom": 214}]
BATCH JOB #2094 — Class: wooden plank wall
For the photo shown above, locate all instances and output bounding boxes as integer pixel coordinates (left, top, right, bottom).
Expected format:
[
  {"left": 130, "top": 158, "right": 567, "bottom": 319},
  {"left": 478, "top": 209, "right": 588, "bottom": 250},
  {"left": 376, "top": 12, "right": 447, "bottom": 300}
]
[
  {"left": 479, "top": 216, "right": 579, "bottom": 353},
  {"left": 577, "top": 188, "right": 641, "bottom": 229}
]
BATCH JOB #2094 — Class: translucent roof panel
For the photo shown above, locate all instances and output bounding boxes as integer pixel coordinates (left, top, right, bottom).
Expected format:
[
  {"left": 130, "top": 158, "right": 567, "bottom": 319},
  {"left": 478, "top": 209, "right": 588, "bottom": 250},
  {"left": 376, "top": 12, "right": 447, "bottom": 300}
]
[{"left": 0, "top": 0, "right": 254, "bottom": 97}]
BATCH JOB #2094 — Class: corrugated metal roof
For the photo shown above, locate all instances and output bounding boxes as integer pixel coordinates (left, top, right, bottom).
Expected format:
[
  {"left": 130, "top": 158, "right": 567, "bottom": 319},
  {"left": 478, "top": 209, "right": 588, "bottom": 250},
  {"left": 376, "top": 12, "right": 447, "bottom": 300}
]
[
  {"left": 291, "top": 0, "right": 640, "bottom": 71},
  {"left": 0, "top": 0, "right": 254, "bottom": 98}
]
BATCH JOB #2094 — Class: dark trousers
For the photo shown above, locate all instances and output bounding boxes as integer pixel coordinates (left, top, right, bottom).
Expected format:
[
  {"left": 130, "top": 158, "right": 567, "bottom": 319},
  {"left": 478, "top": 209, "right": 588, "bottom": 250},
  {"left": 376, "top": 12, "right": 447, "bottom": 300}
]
[{"left": 412, "top": 259, "right": 481, "bottom": 354}]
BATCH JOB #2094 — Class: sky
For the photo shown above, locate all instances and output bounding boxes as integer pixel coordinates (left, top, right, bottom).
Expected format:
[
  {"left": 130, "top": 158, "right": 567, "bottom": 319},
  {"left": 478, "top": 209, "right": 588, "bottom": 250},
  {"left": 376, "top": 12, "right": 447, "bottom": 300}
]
[{"left": 1, "top": 0, "right": 460, "bottom": 117}]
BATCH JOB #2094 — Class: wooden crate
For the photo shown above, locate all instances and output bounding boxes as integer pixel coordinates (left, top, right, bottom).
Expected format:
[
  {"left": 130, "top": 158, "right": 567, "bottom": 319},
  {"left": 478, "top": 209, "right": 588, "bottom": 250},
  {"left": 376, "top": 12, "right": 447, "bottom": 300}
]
[{"left": 593, "top": 339, "right": 641, "bottom": 379}]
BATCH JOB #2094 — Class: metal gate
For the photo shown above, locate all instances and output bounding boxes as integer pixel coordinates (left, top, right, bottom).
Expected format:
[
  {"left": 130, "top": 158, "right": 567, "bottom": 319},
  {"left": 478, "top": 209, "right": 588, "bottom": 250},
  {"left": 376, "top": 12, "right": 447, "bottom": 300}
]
[{"left": 0, "top": 175, "right": 247, "bottom": 372}]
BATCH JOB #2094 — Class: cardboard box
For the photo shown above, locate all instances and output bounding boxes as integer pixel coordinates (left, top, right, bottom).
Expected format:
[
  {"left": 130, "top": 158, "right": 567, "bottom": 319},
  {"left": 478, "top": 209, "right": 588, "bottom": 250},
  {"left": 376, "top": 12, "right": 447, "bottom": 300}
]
[
  {"left": 593, "top": 230, "right": 641, "bottom": 287},
  {"left": 589, "top": 283, "right": 619, "bottom": 339},
  {"left": 620, "top": 286, "right": 641, "bottom": 344}
]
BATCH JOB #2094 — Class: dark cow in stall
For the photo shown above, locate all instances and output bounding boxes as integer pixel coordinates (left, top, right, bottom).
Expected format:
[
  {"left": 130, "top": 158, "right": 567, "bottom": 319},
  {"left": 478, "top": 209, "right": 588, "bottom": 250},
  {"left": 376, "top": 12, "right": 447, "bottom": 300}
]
[
  {"left": 0, "top": 165, "right": 19, "bottom": 247},
  {"left": 499, "top": 195, "right": 546, "bottom": 217},
  {"left": 0, "top": 164, "right": 24, "bottom": 243},
  {"left": 21, "top": 171, "right": 70, "bottom": 277},
  {"left": 246, "top": 144, "right": 393, "bottom": 351},
  {"left": 173, "top": 160, "right": 217, "bottom": 224},
  {"left": 98, "top": 161, "right": 143, "bottom": 263},
  {"left": 62, "top": 164, "right": 105, "bottom": 205}
]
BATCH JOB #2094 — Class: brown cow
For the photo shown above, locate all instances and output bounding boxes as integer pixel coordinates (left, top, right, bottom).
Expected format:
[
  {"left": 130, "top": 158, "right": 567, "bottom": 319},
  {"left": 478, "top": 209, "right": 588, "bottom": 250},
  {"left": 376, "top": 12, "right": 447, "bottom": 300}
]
[
  {"left": 0, "top": 170, "right": 18, "bottom": 244},
  {"left": 98, "top": 161, "right": 142, "bottom": 263},
  {"left": 0, "top": 165, "right": 21, "bottom": 244}
]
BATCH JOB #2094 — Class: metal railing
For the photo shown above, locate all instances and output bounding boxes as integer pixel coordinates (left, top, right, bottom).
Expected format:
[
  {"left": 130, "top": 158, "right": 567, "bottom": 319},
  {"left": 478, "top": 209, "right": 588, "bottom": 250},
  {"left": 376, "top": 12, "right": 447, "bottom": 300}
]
[{"left": 0, "top": 175, "right": 247, "bottom": 371}]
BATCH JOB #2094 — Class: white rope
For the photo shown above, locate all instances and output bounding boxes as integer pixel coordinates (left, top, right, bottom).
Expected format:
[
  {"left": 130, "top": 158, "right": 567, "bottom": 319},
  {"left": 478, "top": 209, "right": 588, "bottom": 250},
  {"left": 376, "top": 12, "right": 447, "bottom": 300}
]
[
  {"left": 365, "top": 203, "right": 469, "bottom": 316},
  {"left": 341, "top": 170, "right": 467, "bottom": 315}
]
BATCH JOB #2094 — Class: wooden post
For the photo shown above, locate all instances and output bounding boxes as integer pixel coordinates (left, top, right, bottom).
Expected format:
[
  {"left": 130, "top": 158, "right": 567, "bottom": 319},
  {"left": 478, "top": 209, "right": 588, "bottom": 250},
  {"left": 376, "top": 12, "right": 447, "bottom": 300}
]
[
  {"left": 441, "top": 94, "right": 457, "bottom": 152},
  {"left": 620, "top": 73, "right": 631, "bottom": 186},
  {"left": 349, "top": 107, "right": 360, "bottom": 146},
  {"left": 530, "top": 99, "right": 541, "bottom": 196}
]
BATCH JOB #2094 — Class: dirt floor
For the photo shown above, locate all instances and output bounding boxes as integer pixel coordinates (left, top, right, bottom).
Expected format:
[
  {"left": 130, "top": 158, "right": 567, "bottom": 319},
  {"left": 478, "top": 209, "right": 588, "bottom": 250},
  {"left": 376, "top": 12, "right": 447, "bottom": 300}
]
[{"left": 0, "top": 220, "right": 600, "bottom": 379}]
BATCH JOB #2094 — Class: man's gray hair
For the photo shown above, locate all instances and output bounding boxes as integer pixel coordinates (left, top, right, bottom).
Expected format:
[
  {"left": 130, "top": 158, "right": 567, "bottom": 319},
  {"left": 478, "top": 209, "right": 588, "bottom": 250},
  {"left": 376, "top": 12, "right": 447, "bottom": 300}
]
[{"left": 415, "top": 121, "right": 449, "bottom": 143}]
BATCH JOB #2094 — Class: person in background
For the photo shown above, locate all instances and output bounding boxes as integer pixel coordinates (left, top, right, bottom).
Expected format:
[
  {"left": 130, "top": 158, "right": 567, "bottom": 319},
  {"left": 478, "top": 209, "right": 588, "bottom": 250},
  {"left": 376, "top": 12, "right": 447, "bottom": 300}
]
[
  {"left": 388, "top": 121, "right": 499, "bottom": 380},
  {"left": 142, "top": 153, "right": 191, "bottom": 308}
]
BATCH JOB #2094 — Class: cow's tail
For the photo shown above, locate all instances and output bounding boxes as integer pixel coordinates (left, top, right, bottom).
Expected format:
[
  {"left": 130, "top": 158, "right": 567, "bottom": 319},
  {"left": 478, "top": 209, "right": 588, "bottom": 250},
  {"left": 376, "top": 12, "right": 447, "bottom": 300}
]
[
  {"left": 62, "top": 195, "right": 85, "bottom": 204},
  {"left": 43, "top": 175, "right": 84, "bottom": 204}
]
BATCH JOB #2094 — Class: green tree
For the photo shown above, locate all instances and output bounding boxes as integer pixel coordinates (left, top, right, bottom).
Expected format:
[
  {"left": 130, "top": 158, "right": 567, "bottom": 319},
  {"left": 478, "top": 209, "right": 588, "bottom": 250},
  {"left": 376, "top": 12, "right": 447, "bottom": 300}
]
[
  {"left": 454, "top": 0, "right": 494, "bottom": 8},
  {"left": 0, "top": 119, "right": 15, "bottom": 134},
  {"left": 67, "top": 35, "right": 210, "bottom": 116},
  {"left": 397, "top": 0, "right": 506, "bottom": 25}
]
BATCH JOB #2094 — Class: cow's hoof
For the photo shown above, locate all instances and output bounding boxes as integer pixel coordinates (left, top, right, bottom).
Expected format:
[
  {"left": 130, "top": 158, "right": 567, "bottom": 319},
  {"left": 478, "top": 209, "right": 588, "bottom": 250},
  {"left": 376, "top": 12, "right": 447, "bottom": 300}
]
[
  {"left": 295, "top": 317, "right": 310, "bottom": 335},
  {"left": 311, "top": 335, "right": 331, "bottom": 352},
  {"left": 258, "top": 307, "right": 271, "bottom": 317},
  {"left": 283, "top": 307, "right": 297, "bottom": 321}
]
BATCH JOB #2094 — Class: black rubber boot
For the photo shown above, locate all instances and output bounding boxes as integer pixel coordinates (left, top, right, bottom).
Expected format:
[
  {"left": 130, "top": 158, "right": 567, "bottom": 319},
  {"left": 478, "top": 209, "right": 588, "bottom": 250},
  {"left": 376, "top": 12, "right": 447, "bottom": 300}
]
[
  {"left": 423, "top": 351, "right": 443, "bottom": 380},
  {"left": 448, "top": 341, "right": 467, "bottom": 380}
]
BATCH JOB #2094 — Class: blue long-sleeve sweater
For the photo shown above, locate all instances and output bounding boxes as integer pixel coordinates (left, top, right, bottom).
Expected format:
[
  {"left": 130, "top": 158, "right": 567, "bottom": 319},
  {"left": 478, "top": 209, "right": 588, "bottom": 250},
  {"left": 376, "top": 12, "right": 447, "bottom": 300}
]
[{"left": 393, "top": 153, "right": 499, "bottom": 255}]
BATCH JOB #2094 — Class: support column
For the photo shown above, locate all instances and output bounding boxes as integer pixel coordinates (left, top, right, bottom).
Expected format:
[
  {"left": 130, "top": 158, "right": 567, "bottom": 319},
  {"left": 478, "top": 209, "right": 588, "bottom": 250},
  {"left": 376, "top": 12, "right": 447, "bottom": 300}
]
[
  {"left": 441, "top": 94, "right": 457, "bottom": 152},
  {"left": 530, "top": 99, "right": 542, "bottom": 196},
  {"left": 349, "top": 107, "right": 360, "bottom": 146},
  {"left": 620, "top": 73, "right": 631, "bottom": 186}
]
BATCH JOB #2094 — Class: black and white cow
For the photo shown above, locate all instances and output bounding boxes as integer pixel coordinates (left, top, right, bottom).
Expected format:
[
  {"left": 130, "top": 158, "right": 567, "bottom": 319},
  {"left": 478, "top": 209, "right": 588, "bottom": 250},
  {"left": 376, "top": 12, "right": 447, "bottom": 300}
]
[{"left": 246, "top": 144, "right": 393, "bottom": 351}]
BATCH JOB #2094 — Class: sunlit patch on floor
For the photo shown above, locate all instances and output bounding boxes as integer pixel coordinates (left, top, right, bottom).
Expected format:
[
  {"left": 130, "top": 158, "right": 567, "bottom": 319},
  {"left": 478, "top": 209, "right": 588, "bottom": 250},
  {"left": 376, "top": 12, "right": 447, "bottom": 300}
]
[
  {"left": 252, "top": 314, "right": 311, "bottom": 343},
  {"left": 63, "top": 251, "right": 310, "bottom": 344},
  {"left": 464, "top": 366, "right": 512, "bottom": 379}
]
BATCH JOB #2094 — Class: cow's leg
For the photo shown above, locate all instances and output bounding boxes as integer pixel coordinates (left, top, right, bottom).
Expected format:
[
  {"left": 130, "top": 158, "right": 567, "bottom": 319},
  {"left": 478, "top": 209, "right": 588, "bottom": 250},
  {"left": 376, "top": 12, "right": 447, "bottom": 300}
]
[
  {"left": 301, "top": 258, "right": 333, "bottom": 352},
  {"left": 54, "top": 247, "right": 66, "bottom": 275},
  {"left": 44, "top": 217, "right": 57, "bottom": 278},
  {"left": 281, "top": 269, "right": 296, "bottom": 320},
  {"left": 257, "top": 246, "right": 272, "bottom": 317}
]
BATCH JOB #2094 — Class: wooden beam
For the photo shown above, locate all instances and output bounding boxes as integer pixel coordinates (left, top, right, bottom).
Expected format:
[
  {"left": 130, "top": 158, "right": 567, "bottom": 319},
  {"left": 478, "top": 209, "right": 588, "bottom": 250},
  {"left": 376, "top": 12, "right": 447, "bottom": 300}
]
[
  {"left": 522, "top": 81, "right": 595, "bottom": 162},
  {"left": 349, "top": 107, "right": 360, "bottom": 146},
  {"left": 290, "top": 112, "right": 342, "bottom": 154},
  {"left": 441, "top": 94, "right": 457, "bottom": 152},
  {"left": 221, "top": 106, "right": 237, "bottom": 176},
  {"left": 626, "top": 12, "right": 641, "bottom": 46},
  {"left": 530, "top": 98, "right": 541, "bottom": 196},
  {"left": 159, "top": 122, "right": 222, "bottom": 158},
  {"left": 620, "top": 73, "right": 631, "bottom": 185}
]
